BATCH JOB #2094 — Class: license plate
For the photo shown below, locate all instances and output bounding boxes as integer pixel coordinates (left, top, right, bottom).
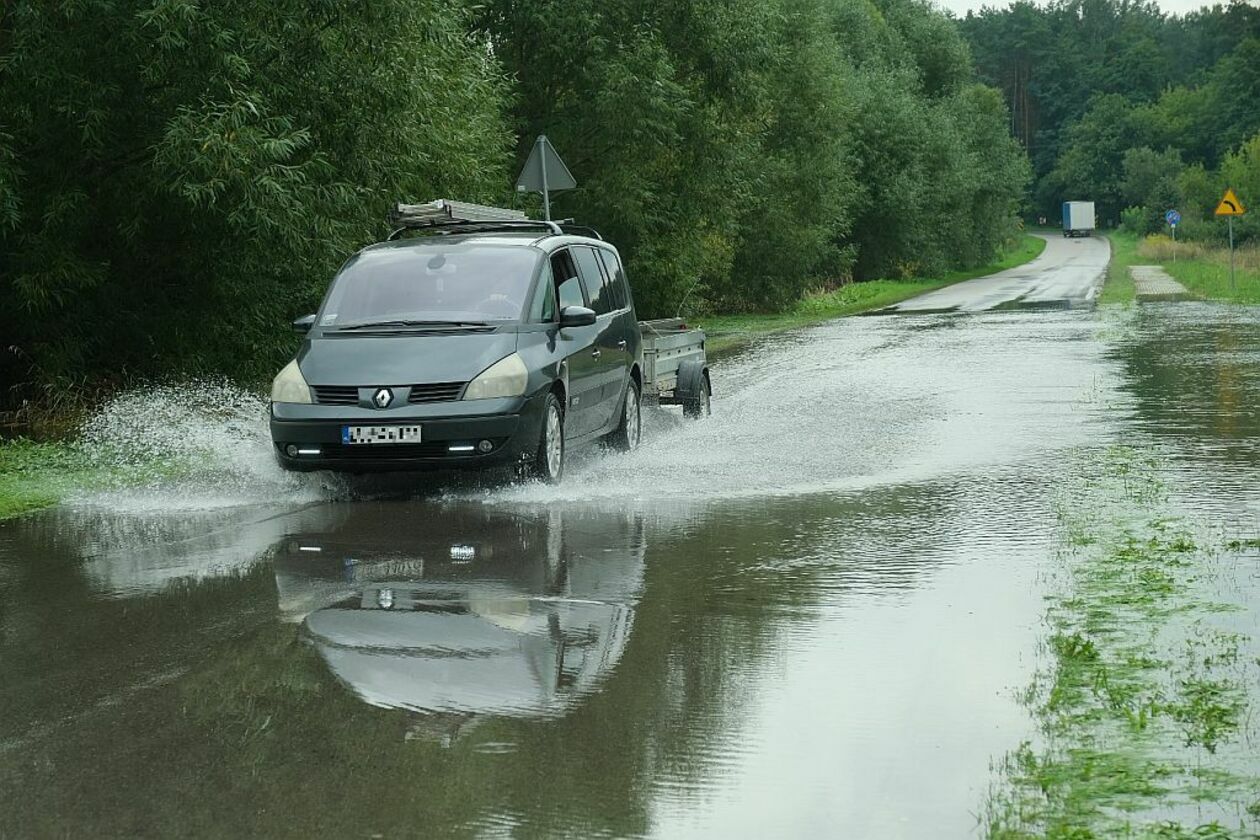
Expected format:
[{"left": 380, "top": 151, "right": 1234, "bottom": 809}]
[{"left": 342, "top": 425, "right": 422, "bottom": 445}]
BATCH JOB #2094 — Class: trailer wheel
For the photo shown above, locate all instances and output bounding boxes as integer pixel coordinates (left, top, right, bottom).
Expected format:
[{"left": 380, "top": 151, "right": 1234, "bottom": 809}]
[{"left": 683, "top": 374, "right": 711, "bottom": 419}]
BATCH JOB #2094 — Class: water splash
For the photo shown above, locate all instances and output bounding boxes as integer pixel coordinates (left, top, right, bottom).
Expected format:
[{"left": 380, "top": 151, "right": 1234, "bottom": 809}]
[{"left": 71, "top": 380, "right": 338, "bottom": 512}]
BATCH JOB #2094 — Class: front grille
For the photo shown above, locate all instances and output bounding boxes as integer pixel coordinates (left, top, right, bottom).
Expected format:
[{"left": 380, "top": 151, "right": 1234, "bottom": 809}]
[
  {"left": 408, "top": 382, "right": 465, "bottom": 404},
  {"left": 312, "top": 386, "right": 358, "bottom": 406}
]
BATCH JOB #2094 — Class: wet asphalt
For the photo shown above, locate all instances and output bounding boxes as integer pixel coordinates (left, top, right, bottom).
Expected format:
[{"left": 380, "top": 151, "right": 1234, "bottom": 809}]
[{"left": 3, "top": 234, "right": 1258, "bottom": 838}]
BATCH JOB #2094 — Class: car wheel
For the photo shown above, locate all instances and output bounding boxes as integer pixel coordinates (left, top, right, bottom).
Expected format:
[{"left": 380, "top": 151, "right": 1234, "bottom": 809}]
[
  {"left": 528, "top": 393, "right": 565, "bottom": 483},
  {"left": 608, "top": 378, "right": 642, "bottom": 452},
  {"left": 683, "top": 374, "right": 711, "bottom": 419}
]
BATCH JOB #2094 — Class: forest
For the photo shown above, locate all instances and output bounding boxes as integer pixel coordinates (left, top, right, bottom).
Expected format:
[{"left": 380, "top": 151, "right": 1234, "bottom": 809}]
[
  {"left": 960, "top": 0, "right": 1260, "bottom": 240},
  {"left": 0, "top": 0, "right": 1028, "bottom": 406}
]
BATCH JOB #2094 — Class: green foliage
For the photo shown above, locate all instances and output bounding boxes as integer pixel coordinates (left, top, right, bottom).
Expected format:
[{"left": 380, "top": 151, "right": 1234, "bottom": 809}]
[
  {"left": 0, "top": 0, "right": 512, "bottom": 396},
  {"left": 1, "top": 0, "right": 1028, "bottom": 403},
  {"left": 961, "top": 0, "right": 1260, "bottom": 227}
]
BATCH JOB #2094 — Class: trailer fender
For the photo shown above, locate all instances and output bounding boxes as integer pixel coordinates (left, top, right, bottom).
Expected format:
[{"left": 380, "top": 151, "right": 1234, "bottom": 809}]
[{"left": 675, "top": 359, "right": 710, "bottom": 402}]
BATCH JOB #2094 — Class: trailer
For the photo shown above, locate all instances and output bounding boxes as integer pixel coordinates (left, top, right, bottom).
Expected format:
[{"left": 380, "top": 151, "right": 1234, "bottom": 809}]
[
  {"left": 1062, "top": 201, "right": 1096, "bottom": 238},
  {"left": 638, "top": 318, "right": 711, "bottom": 418}
]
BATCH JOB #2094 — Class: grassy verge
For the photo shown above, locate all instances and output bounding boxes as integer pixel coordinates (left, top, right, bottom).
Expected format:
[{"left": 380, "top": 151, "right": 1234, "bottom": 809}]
[
  {"left": 985, "top": 446, "right": 1260, "bottom": 837},
  {"left": 0, "top": 437, "right": 197, "bottom": 520},
  {"left": 1100, "top": 232, "right": 1140, "bottom": 304},
  {"left": 0, "top": 439, "right": 101, "bottom": 519},
  {"left": 699, "top": 233, "right": 1047, "bottom": 354},
  {"left": 1103, "top": 232, "right": 1260, "bottom": 304}
]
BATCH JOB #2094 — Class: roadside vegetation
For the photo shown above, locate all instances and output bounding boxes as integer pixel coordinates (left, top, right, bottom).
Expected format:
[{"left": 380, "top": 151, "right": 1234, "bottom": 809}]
[
  {"left": 961, "top": 1, "right": 1260, "bottom": 248},
  {"left": 0, "top": 439, "right": 90, "bottom": 519},
  {"left": 0, "top": 436, "right": 205, "bottom": 520},
  {"left": 703, "top": 233, "right": 1046, "bottom": 353},
  {"left": 985, "top": 446, "right": 1260, "bottom": 837},
  {"left": 1102, "top": 231, "right": 1260, "bottom": 305},
  {"left": 0, "top": 0, "right": 1029, "bottom": 417},
  {"left": 1140, "top": 235, "right": 1260, "bottom": 304},
  {"left": 1099, "top": 233, "right": 1140, "bottom": 305}
]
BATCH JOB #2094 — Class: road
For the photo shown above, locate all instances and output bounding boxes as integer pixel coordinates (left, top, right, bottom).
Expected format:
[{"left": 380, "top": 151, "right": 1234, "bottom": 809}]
[
  {"left": 3, "top": 235, "right": 1257, "bottom": 838},
  {"left": 887, "top": 233, "right": 1108, "bottom": 312}
]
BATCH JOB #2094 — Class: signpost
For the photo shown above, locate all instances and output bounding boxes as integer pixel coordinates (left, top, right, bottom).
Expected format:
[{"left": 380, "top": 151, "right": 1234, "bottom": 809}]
[
  {"left": 515, "top": 135, "right": 577, "bottom": 222},
  {"left": 1165, "top": 209, "right": 1181, "bottom": 262},
  {"left": 1214, "top": 188, "right": 1247, "bottom": 289}
]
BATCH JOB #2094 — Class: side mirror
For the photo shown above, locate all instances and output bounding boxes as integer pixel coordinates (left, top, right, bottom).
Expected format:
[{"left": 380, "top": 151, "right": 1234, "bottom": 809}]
[
  {"left": 292, "top": 314, "right": 316, "bottom": 333},
  {"left": 559, "top": 306, "right": 596, "bottom": 328}
]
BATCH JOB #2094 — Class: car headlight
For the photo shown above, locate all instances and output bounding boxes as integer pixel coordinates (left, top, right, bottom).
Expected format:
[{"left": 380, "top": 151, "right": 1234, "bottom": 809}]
[
  {"left": 271, "top": 359, "right": 312, "bottom": 404},
  {"left": 464, "top": 353, "right": 528, "bottom": 400}
]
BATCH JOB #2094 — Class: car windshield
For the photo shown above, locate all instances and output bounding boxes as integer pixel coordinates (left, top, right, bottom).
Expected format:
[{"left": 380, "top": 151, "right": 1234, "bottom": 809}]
[{"left": 318, "top": 244, "right": 541, "bottom": 328}]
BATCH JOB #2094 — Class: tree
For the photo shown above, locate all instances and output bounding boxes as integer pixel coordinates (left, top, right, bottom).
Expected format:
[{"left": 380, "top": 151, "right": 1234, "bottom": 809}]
[{"left": 0, "top": 0, "right": 511, "bottom": 394}]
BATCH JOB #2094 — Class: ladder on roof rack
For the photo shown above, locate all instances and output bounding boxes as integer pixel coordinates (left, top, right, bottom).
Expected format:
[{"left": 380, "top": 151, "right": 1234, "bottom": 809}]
[
  {"left": 386, "top": 199, "right": 601, "bottom": 241},
  {"left": 388, "top": 199, "right": 558, "bottom": 240}
]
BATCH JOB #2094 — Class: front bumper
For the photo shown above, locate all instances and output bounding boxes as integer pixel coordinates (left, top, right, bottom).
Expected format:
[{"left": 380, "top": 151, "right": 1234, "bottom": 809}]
[{"left": 270, "top": 391, "right": 547, "bottom": 473}]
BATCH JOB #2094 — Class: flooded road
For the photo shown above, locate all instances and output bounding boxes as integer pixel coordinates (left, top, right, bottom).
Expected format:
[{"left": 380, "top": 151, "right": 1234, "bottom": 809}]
[{"left": 3, "top": 246, "right": 1260, "bottom": 837}]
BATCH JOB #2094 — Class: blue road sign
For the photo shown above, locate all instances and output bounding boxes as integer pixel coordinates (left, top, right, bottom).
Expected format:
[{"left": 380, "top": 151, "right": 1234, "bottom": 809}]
[{"left": 1166, "top": 209, "right": 1182, "bottom": 226}]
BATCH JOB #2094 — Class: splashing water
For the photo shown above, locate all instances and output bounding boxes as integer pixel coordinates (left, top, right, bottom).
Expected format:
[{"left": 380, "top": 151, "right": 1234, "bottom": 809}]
[
  {"left": 72, "top": 380, "right": 338, "bottom": 512},
  {"left": 66, "top": 308, "right": 1110, "bottom": 515}
]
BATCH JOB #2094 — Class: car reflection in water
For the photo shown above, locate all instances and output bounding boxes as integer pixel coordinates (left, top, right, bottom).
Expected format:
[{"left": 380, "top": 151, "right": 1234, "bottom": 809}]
[{"left": 272, "top": 503, "right": 645, "bottom": 739}]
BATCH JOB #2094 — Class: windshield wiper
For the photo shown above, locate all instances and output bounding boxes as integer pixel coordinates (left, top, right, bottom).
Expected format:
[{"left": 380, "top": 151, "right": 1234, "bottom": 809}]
[{"left": 334, "top": 319, "right": 491, "bottom": 331}]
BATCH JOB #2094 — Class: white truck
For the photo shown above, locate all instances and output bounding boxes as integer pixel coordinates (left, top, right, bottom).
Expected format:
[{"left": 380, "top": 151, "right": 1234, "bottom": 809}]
[{"left": 1062, "top": 201, "right": 1096, "bottom": 238}]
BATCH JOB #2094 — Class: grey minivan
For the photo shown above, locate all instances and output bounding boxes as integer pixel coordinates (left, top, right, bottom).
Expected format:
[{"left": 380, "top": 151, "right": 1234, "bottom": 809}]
[{"left": 269, "top": 217, "right": 643, "bottom": 482}]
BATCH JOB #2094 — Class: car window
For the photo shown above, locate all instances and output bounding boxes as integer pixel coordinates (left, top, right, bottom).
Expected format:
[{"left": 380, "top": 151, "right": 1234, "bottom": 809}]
[
  {"left": 529, "top": 262, "right": 557, "bottom": 322},
  {"left": 596, "top": 249, "right": 628, "bottom": 310},
  {"left": 573, "top": 247, "right": 611, "bottom": 315},
  {"left": 552, "top": 250, "right": 586, "bottom": 310},
  {"left": 319, "top": 244, "right": 540, "bottom": 327}
]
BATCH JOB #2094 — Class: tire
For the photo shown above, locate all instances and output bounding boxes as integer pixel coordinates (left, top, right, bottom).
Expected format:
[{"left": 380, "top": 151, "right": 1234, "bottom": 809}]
[
  {"left": 527, "top": 393, "right": 565, "bottom": 483},
  {"left": 608, "top": 378, "right": 642, "bottom": 452},
  {"left": 683, "top": 374, "right": 711, "bottom": 419}
]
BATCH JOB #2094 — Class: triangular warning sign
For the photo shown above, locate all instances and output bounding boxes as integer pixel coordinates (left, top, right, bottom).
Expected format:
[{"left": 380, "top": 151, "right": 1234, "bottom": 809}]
[
  {"left": 515, "top": 135, "right": 577, "bottom": 193},
  {"left": 1215, "top": 188, "right": 1246, "bottom": 216}
]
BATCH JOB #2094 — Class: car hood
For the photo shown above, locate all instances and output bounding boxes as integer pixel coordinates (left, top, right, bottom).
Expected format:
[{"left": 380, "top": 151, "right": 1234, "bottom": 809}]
[{"left": 297, "top": 330, "right": 518, "bottom": 386}]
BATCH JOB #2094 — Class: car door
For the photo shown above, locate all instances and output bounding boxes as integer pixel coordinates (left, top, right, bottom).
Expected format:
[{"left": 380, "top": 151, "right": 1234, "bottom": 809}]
[
  {"left": 572, "top": 246, "right": 623, "bottom": 432},
  {"left": 551, "top": 249, "right": 601, "bottom": 438},
  {"left": 596, "top": 247, "right": 638, "bottom": 394}
]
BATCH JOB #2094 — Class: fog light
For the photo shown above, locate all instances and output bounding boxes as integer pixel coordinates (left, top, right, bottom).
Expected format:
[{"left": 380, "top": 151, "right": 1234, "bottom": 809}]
[
  {"left": 285, "top": 444, "right": 298, "bottom": 457},
  {"left": 448, "top": 444, "right": 475, "bottom": 453},
  {"left": 297, "top": 447, "right": 321, "bottom": 456},
  {"left": 477, "top": 439, "right": 494, "bottom": 453}
]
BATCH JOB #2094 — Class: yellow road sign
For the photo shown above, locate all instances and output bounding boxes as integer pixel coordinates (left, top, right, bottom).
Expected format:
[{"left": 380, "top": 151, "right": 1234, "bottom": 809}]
[{"left": 1215, "top": 188, "right": 1246, "bottom": 216}]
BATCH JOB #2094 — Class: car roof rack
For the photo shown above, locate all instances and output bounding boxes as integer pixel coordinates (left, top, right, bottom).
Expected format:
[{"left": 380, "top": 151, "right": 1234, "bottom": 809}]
[
  {"left": 387, "top": 199, "right": 561, "bottom": 240},
  {"left": 386, "top": 200, "right": 602, "bottom": 242},
  {"left": 554, "top": 221, "right": 604, "bottom": 241}
]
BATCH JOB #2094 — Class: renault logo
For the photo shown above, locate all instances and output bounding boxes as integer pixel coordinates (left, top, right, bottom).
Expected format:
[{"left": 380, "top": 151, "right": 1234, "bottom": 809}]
[{"left": 373, "top": 388, "right": 394, "bottom": 409}]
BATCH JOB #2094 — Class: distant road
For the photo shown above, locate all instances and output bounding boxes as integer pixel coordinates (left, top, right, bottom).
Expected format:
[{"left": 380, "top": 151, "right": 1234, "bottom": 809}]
[{"left": 888, "top": 234, "right": 1110, "bottom": 312}]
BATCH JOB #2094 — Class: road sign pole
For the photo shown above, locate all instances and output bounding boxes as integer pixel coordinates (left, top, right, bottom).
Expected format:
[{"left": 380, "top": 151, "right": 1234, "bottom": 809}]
[
  {"left": 1172, "top": 224, "right": 1176, "bottom": 263},
  {"left": 540, "top": 139, "right": 551, "bottom": 221},
  {"left": 1229, "top": 216, "right": 1235, "bottom": 290}
]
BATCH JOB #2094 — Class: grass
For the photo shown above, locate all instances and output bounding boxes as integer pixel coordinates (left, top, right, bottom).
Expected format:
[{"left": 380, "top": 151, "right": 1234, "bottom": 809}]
[
  {"left": 0, "top": 438, "right": 99, "bottom": 519},
  {"left": 698, "top": 233, "right": 1047, "bottom": 353},
  {"left": 985, "top": 446, "right": 1260, "bottom": 838},
  {"left": 1102, "top": 231, "right": 1260, "bottom": 305},
  {"left": 1100, "top": 232, "right": 1141, "bottom": 304},
  {"left": 0, "top": 437, "right": 194, "bottom": 520}
]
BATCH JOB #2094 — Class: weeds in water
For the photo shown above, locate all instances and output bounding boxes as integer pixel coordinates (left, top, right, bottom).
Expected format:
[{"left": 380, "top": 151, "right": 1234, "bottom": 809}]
[
  {"left": 984, "top": 446, "right": 1260, "bottom": 839},
  {"left": 1169, "top": 677, "right": 1243, "bottom": 755}
]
